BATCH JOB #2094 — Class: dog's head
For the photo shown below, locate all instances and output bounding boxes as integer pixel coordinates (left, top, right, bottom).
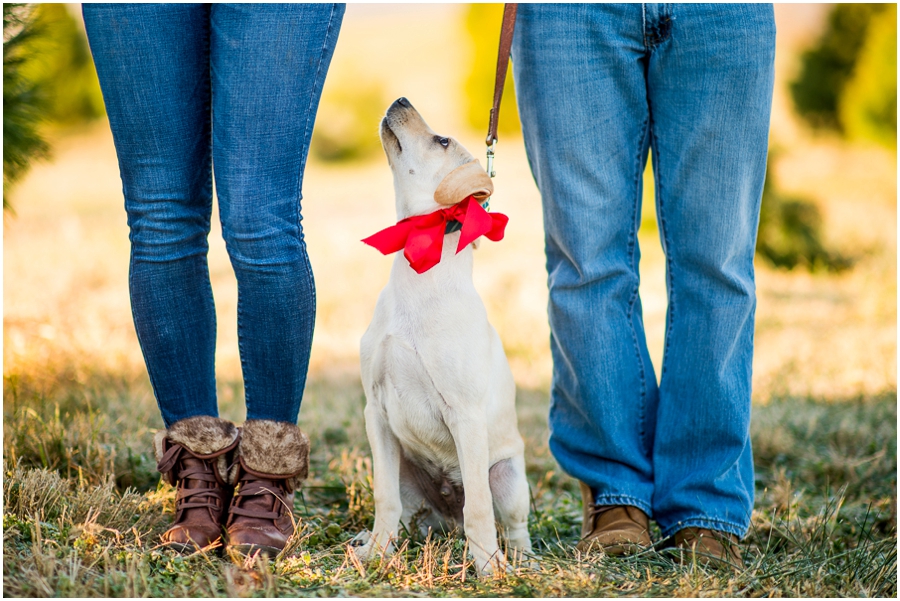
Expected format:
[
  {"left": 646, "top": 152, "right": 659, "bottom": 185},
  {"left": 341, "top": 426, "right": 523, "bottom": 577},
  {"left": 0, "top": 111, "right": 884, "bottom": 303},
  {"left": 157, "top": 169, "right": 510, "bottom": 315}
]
[{"left": 380, "top": 97, "right": 493, "bottom": 219}]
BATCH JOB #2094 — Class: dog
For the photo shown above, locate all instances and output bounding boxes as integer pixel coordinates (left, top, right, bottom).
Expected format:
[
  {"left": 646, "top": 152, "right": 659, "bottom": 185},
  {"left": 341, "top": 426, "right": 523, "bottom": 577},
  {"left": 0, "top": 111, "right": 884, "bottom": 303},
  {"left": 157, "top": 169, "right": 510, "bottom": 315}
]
[{"left": 355, "top": 97, "right": 532, "bottom": 575}]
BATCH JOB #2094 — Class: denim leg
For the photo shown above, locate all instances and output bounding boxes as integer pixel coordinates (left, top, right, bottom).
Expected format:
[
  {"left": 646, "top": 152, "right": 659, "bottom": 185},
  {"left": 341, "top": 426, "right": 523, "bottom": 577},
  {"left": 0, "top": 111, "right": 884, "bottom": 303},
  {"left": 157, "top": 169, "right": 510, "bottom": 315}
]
[
  {"left": 210, "top": 4, "right": 344, "bottom": 423},
  {"left": 83, "top": 4, "right": 217, "bottom": 427},
  {"left": 512, "top": 4, "right": 658, "bottom": 513},
  {"left": 646, "top": 4, "right": 775, "bottom": 538}
]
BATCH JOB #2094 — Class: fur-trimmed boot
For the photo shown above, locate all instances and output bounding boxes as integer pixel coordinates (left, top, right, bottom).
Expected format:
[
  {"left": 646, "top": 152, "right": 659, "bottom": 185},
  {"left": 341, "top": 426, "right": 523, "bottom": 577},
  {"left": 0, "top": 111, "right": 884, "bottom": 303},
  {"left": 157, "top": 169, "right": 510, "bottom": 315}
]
[
  {"left": 154, "top": 416, "right": 240, "bottom": 552},
  {"left": 225, "top": 419, "right": 310, "bottom": 556}
]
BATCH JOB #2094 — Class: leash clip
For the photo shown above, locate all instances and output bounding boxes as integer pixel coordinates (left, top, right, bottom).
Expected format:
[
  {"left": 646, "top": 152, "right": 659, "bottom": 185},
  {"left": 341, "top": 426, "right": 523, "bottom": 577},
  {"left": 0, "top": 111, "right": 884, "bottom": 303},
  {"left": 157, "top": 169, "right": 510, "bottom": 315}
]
[
  {"left": 486, "top": 140, "right": 497, "bottom": 179},
  {"left": 484, "top": 141, "right": 496, "bottom": 211}
]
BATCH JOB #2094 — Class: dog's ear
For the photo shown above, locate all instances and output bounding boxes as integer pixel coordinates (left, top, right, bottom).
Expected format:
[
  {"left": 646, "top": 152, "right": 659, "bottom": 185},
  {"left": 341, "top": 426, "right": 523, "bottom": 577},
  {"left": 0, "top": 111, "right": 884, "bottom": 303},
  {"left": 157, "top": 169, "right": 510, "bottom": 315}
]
[{"left": 434, "top": 160, "right": 493, "bottom": 206}]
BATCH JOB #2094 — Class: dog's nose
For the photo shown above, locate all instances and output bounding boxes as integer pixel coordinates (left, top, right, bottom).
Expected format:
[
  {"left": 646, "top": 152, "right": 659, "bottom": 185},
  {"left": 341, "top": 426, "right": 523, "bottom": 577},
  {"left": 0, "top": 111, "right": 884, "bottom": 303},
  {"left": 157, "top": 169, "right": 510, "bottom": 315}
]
[{"left": 395, "top": 97, "right": 411, "bottom": 109}]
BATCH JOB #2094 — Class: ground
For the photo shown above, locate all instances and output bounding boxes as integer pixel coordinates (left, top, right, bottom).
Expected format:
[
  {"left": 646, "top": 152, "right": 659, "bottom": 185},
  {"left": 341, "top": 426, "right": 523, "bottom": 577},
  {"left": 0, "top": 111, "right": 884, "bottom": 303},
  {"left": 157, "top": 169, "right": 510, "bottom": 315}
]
[{"left": 3, "top": 4, "right": 896, "bottom": 597}]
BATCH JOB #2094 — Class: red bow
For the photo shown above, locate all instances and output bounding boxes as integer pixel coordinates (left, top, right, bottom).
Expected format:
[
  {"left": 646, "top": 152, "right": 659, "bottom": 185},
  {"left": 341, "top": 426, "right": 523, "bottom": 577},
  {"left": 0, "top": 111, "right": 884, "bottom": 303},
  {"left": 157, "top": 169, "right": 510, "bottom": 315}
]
[{"left": 362, "top": 196, "right": 508, "bottom": 274}]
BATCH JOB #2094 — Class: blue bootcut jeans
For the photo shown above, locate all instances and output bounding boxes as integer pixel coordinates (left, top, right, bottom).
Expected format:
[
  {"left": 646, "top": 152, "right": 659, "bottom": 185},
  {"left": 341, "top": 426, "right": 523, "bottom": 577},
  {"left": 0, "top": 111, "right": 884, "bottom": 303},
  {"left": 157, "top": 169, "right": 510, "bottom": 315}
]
[
  {"left": 512, "top": 4, "right": 775, "bottom": 538},
  {"left": 82, "top": 4, "right": 345, "bottom": 427}
]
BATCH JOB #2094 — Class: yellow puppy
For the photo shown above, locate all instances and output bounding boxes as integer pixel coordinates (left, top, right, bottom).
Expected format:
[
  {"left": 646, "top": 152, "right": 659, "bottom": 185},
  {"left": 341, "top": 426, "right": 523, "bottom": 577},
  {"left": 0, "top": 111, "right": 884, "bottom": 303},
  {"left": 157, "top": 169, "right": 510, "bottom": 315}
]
[{"left": 355, "top": 98, "right": 532, "bottom": 575}]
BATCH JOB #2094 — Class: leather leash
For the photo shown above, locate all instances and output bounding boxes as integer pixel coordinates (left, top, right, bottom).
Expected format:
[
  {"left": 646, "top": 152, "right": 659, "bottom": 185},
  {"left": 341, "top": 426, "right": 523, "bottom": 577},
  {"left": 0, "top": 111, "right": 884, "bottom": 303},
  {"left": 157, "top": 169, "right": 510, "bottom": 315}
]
[{"left": 485, "top": 3, "right": 518, "bottom": 180}]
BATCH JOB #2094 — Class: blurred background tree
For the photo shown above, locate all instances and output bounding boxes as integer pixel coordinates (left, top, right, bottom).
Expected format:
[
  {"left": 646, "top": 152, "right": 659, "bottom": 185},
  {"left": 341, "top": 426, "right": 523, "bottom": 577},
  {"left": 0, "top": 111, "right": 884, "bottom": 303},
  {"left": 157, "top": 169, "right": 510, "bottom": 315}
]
[
  {"left": 838, "top": 3, "right": 897, "bottom": 149},
  {"left": 790, "top": 3, "right": 896, "bottom": 149},
  {"left": 3, "top": 3, "right": 104, "bottom": 210},
  {"left": 21, "top": 4, "right": 104, "bottom": 126},
  {"left": 464, "top": 4, "right": 520, "bottom": 138},
  {"left": 756, "top": 151, "right": 853, "bottom": 273},
  {"left": 4, "top": 3, "right": 47, "bottom": 208},
  {"left": 759, "top": 3, "right": 894, "bottom": 272}
]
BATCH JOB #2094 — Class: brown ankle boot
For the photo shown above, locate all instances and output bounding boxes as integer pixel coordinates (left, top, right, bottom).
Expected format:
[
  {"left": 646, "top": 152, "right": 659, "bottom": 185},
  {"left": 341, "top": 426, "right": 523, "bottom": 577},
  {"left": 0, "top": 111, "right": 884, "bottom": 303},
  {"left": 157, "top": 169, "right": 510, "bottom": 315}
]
[
  {"left": 153, "top": 416, "right": 239, "bottom": 552},
  {"left": 225, "top": 420, "right": 310, "bottom": 557},
  {"left": 670, "top": 527, "right": 742, "bottom": 570},
  {"left": 576, "top": 482, "right": 652, "bottom": 555}
]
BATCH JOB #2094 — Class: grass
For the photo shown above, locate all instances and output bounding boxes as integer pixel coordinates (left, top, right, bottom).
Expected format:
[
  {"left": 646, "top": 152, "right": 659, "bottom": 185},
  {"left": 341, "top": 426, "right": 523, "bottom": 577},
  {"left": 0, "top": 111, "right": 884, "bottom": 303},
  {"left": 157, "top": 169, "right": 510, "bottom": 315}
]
[
  {"left": 3, "top": 6, "right": 896, "bottom": 596},
  {"left": 3, "top": 362, "right": 896, "bottom": 597}
]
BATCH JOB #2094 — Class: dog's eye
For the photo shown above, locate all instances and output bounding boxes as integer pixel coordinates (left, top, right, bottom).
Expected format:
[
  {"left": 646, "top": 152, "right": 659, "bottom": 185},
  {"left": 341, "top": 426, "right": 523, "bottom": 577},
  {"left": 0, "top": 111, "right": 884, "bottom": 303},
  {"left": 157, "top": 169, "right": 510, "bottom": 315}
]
[{"left": 435, "top": 136, "right": 450, "bottom": 148}]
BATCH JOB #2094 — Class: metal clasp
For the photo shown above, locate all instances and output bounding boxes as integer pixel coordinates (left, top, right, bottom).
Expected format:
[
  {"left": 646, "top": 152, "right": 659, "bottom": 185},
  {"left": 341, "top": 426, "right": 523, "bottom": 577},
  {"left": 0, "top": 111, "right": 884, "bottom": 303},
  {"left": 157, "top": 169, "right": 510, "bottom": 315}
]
[{"left": 486, "top": 140, "right": 497, "bottom": 178}]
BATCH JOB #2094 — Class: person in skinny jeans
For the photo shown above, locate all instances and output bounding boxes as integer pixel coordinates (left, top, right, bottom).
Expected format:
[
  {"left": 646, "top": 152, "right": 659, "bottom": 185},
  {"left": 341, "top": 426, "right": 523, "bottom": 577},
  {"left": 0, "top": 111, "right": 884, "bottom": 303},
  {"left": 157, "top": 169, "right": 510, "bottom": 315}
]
[
  {"left": 82, "top": 3, "right": 345, "bottom": 555},
  {"left": 511, "top": 4, "right": 775, "bottom": 567}
]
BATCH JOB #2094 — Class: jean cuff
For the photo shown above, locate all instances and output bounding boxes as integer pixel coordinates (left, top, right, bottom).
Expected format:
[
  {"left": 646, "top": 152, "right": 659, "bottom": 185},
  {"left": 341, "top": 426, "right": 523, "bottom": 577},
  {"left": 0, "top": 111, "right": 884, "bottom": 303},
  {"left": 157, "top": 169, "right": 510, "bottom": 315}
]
[
  {"left": 593, "top": 494, "right": 652, "bottom": 517},
  {"left": 658, "top": 516, "right": 748, "bottom": 540}
]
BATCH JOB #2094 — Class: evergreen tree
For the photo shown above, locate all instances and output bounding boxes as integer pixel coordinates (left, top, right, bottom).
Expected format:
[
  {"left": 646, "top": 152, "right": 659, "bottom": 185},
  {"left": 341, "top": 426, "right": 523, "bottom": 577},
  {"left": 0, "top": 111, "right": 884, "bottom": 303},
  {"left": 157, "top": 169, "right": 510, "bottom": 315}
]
[{"left": 4, "top": 3, "right": 48, "bottom": 210}]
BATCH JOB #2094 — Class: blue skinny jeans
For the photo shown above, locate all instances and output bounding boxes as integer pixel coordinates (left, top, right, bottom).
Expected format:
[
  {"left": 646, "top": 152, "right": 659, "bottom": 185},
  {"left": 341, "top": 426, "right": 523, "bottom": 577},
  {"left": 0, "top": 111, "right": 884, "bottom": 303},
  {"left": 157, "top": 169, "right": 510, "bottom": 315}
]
[
  {"left": 82, "top": 4, "right": 345, "bottom": 427},
  {"left": 512, "top": 4, "right": 775, "bottom": 538}
]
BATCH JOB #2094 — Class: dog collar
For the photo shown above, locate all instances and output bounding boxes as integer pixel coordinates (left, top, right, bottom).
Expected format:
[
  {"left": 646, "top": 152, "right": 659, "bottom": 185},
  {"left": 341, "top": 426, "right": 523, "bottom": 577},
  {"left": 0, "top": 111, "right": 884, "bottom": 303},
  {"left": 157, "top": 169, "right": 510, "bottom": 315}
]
[
  {"left": 444, "top": 198, "right": 490, "bottom": 234},
  {"left": 362, "top": 196, "right": 508, "bottom": 274}
]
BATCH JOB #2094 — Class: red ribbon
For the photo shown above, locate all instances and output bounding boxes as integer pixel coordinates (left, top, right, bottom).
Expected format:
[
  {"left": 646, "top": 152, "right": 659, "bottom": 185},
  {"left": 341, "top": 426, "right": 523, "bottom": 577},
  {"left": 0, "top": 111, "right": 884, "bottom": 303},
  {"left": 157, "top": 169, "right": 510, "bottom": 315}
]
[{"left": 362, "top": 196, "right": 508, "bottom": 274}]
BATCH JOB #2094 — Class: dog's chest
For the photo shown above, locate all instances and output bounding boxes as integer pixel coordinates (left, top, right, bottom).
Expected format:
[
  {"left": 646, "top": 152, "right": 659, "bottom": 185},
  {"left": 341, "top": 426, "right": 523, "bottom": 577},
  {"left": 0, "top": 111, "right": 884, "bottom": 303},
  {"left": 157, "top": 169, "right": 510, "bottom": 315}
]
[
  {"left": 362, "top": 270, "right": 496, "bottom": 483},
  {"left": 379, "top": 357, "right": 464, "bottom": 481}
]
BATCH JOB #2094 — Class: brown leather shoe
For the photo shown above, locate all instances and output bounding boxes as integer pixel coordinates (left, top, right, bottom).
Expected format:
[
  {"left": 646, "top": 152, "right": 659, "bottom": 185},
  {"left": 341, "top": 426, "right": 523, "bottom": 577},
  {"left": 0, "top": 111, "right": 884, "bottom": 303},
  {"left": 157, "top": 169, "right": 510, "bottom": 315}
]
[
  {"left": 153, "top": 416, "right": 239, "bottom": 553},
  {"left": 670, "top": 527, "right": 742, "bottom": 570},
  {"left": 226, "top": 420, "right": 310, "bottom": 557},
  {"left": 576, "top": 482, "right": 651, "bottom": 555}
]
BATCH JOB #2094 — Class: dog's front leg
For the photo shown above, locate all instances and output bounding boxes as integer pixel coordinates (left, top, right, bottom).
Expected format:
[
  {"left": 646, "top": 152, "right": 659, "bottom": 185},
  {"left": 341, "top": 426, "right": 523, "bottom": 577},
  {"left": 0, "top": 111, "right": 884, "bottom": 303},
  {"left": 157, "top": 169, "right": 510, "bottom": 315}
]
[
  {"left": 490, "top": 455, "right": 533, "bottom": 556},
  {"left": 356, "top": 402, "right": 403, "bottom": 561},
  {"left": 447, "top": 412, "right": 503, "bottom": 575}
]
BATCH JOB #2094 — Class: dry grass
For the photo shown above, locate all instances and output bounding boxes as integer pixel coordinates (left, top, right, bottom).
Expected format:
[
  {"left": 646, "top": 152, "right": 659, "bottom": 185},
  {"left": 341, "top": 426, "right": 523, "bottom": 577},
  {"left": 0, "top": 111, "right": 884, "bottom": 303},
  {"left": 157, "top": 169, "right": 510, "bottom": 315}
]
[
  {"left": 3, "top": 384, "right": 896, "bottom": 597},
  {"left": 3, "top": 4, "right": 896, "bottom": 597}
]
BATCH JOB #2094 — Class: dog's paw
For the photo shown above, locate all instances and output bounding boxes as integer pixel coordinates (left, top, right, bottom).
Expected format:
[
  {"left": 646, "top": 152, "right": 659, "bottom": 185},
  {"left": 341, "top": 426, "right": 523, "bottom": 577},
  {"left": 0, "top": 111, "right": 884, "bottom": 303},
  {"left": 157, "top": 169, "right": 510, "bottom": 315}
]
[
  {"left": 348, "top": 530, "right": 383, "bottom": 563},
  {"left": 511, "top": 557, "right": 540, "bottom": 571},
  {"left": 506, "top": 548, "right": 539, "bottom": 571},
  {"left": 348, "top": 530, "right": 371, "bottom": 548},
  {"left": 477, "top": 563, "right": 511, "bottom": 578},
  {"left": 354, "top": 541, "right": 376, "bottom": 562},
  {"left": 354, "top": 536, "right": 395, "bottom": 562},
  {"left": 475, "top": 556, "right": 512, "bottom": 577}
]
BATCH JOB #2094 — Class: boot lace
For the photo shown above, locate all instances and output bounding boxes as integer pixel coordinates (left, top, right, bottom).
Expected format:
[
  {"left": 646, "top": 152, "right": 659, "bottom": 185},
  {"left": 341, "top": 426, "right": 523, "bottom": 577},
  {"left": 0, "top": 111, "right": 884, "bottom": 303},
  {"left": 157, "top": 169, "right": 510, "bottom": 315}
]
[
  {"left": 157, "top": 443, "right": 223, "bottom": 513},
  {"left": 228, "top": 468, "right": 291, "bottom": 521}
]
